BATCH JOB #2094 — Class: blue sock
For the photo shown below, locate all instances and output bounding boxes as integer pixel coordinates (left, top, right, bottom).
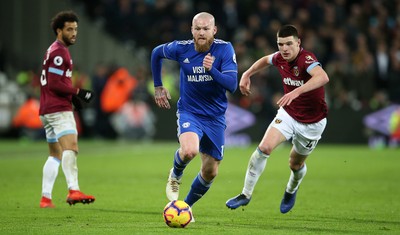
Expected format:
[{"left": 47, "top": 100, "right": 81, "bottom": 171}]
[
  {"left": 172, "top": 150, "right": 188, "bottom": 179},
  {"left": 184, "top": 173, "right": 212, "bottom": 207}
]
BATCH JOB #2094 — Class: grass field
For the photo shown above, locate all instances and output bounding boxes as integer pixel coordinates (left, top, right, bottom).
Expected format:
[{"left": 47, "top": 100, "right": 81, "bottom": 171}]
[{"left": 0, "top": 140, "right": 399, "bottom": 234}]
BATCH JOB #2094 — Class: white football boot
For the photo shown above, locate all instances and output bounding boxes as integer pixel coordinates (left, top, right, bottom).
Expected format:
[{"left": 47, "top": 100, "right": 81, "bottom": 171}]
[
  {"left": 166, "top": 168, "right": 181, "bottom": 201},
  {"left": 189, "top": 205, "right": 195, "bottom": 223}
]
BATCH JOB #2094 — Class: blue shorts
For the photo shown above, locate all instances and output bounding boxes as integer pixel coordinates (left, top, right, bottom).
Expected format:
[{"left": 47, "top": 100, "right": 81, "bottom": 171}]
[{"left": 177, "top": 111, "right": 226, "bottom": 160}]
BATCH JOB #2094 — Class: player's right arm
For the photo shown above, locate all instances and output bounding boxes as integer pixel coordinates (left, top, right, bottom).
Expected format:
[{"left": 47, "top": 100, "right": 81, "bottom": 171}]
[
  {"left": 150, "top": 44, "right": 165, "bottom": 88},
  {"left": 239, "top": 53, "right": 274, "bottom": 96},
  {"left": 151, "top": 43, "right": 172, "bottom": 109}
]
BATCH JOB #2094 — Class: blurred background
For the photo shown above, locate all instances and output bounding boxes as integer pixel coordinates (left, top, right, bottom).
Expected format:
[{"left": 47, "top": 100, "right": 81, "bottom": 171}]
[{"left": 0, "top": 0, "right": 399, "bottom": 148}]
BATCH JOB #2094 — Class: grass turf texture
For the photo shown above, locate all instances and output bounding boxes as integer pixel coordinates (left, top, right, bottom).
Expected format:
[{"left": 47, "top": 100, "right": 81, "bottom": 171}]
[{"left": 0, "top": 140, "right": 399, "bottom": 234}]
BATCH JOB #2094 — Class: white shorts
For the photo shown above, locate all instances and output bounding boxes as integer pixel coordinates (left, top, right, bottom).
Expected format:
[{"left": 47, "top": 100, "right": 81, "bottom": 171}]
[
  {"left": 270, "top": 108, "right": 327, "bottom": 155},
  {"left": 40, "top": 111, "right": 77, "bottom": 143}
]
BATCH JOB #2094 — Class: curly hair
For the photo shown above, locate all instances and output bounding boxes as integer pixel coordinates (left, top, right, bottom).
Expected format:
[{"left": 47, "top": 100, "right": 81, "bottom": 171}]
[{"left": 51, "top": 10, "right": 79, "bottom": 36}]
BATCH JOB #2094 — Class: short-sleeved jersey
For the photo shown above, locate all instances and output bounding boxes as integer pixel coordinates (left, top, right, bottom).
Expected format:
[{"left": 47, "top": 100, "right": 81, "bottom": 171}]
[
  {"left": 39, "top": 41, "right": 75, "bottom": 115},
  {"left": 161, "top": 39, "right": 237, "bottom": 117},
  {"left": 271, "top": 48, "right": 328, "bottom": 123}
]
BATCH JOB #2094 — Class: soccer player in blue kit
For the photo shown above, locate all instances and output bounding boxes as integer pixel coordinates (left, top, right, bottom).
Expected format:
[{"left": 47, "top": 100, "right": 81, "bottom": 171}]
[{"left": 151, "top": 12, "right": 238, "bottom": 217}]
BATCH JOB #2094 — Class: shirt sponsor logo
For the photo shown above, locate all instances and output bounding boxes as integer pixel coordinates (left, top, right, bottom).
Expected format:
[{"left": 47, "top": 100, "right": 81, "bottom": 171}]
[
  {"left": 193, "top": 66, "right": 206, "bottom": 73},
  {"left": 283, "top": 77, "right": 304, "bottom": 87},
  {"left": 187, "top": 66, "right": 213, "bottom": 82},
  {"left": 187, "top": 75, "right": 213, "bottom": 82}
]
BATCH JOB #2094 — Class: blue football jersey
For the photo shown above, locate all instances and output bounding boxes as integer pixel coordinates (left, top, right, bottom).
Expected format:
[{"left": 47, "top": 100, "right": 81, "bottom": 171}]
[{"left": 154, "top": 39, "right": 237, "bottom": 117}]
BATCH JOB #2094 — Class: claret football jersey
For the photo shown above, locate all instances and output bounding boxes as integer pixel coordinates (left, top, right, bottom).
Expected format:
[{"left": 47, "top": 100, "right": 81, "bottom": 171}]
[
  {"left": 39, "top": 40, "right": 76, "bottom": 115},
  {"left": 271, "top": 48, "right": 328, "bottom": 123}
]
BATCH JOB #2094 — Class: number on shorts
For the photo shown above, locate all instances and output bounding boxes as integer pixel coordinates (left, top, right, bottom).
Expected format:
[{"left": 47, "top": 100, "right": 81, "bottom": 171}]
[{"left": 305, "top": 140, "right": 315, "bottom": 149}]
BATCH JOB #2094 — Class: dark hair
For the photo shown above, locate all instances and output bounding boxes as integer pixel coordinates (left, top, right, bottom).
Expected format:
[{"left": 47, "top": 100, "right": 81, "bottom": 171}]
[
  {"left": 51, "top": 11, "right": 79, "bottom": 36},
  {"left": 277, "top": 25, "right": 299, "bottom": 38}
]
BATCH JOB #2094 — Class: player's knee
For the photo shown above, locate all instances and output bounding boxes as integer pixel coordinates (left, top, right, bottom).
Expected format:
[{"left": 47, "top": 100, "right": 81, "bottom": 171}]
[
  {"left": 258, "top": 145, "right": 273, "bottom": 155},
  {"left": 64, "top": 147, "right": 79, "bottom": 155},
  {"left": 201, "top": 168, "right": 218, "bottom": 181},
  {"left": 49, "top": 146, "right": 62, "bottom": 158},
  {"left": 180, "top": 149, "right": 198, "bottom": 160},
  {"left": 289, "top": 160, "right": 304, "bottom": 171}
]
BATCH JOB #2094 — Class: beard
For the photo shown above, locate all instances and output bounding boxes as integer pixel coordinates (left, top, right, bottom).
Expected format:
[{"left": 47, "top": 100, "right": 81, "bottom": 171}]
[
  {"left": 62, "top": 35, "right": 75, "bottom": 46},
  {"left": 194, "top": 37, "right": 214, "bottom": 52}
]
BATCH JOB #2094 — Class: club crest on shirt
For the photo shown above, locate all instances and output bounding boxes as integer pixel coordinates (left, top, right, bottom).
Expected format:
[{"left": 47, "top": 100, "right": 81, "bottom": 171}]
[
  {"left": 293, "top": 66, "right": 299, "bottom": 76},
  {"left": 275, "top": 118, "right": 282, "bottom": 124}
]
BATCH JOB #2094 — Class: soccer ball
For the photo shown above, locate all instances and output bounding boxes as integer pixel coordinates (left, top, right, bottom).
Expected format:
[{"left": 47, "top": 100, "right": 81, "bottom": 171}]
[{"left": 163, "top": 200, "right": 192, "bottom": 228}]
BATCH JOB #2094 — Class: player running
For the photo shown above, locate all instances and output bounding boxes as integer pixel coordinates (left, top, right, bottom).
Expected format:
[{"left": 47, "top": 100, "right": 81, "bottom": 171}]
[
  {"left": 226, "top": 25, "right": 329, "bottom": 213},
  {"left": 151, "top": 12, "right": 238, "bottom": 217}
]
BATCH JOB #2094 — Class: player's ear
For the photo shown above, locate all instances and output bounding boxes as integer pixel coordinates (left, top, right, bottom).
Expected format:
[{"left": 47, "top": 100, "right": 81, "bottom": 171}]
[{"left": 213, "top": 26, "right": 217, "bottom": 35}]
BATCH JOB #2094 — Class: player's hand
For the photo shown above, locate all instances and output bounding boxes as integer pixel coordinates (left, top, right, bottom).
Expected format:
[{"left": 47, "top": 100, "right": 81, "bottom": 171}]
[
  {"left": 203, "top": 53, "right": 214, "bottom": 71},
  {"left": 154, "top": 86, "right": 171, "bottom": 109},
  {"left": 239, "top": 72, "right": 252, "bottom": 96},
  {"left": 277, "top": 89, "right": 300, "bottom": 107},
  {"left": 77, "top": 88, "right": 94, "bottom": 103},
  {"left": 71, "top": 95, "right": 83, "bottom": 111}
]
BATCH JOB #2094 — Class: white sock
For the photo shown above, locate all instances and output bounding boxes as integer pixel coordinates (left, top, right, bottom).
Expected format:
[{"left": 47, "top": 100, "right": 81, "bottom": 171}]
[
  {"left": 61, "top": 150, "right": 80, "bottom": 191},
  {"left": 242, "top": 148, "right": 269, "bottom": 198},
  {"left": 286, "top": 164, "right": 307, "bottom": 194},
  {"left": 42, "top": 156, "right": 60, "bottom": 199}
]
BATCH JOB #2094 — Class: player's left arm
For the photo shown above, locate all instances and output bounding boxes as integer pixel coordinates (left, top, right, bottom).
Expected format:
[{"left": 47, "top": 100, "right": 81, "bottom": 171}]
[
  {"left": 277, "top": 65, "right": 329, "bottom": 107},
  {"left": 203, "top": 44, "right": 238, "bottom": 93},
  {"left": 206, "top": 64, "right": 237, "bottom": 93},
  {"left": 298, "top": 65, "right": 329, "bottom": 94}
]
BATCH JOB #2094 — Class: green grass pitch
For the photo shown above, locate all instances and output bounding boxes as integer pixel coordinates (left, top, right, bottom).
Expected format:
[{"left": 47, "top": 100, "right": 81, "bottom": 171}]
[{"left": 0, "top": 140, "right": 399, "bottom": 234}]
